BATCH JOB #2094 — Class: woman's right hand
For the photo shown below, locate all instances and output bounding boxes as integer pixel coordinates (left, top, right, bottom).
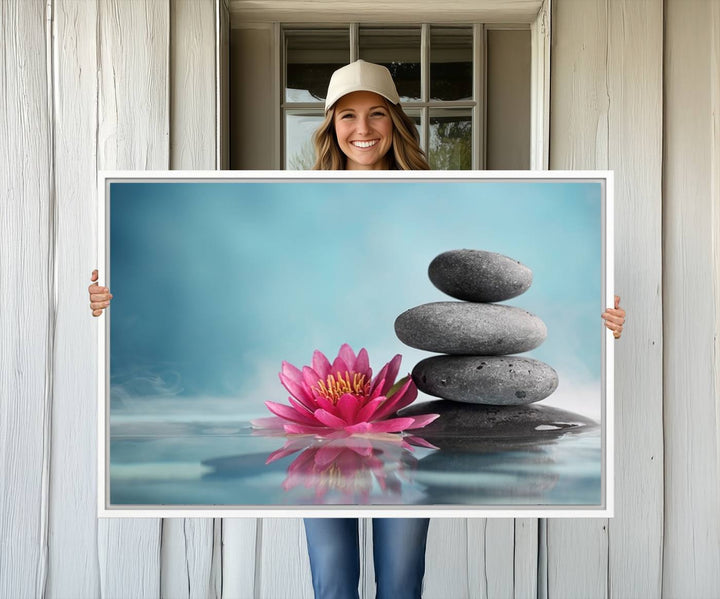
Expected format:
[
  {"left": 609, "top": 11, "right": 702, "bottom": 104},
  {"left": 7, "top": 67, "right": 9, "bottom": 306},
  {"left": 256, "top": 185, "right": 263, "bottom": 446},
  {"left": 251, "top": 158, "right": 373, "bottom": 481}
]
[{"left": 89, "top": 269, "right": 113, "bottom": 317}]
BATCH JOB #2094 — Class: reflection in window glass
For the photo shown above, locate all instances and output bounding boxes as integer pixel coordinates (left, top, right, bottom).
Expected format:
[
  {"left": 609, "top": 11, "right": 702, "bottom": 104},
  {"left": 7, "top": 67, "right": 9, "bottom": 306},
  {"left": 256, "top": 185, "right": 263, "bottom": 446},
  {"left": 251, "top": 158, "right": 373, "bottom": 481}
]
[
  {"left": 359, "top": 28, "right": 421, "bottom": 102},
  {"left": 285, "top": 113, "right": 324, "bottom": 169},
  {"left": 286, "top": 30, "right": 349, "bottom": 103},
  {"left": 429, "top": 109, "right": 472, "bottom": 170},
  {"left": 430, "top": 27, "right": 473, "bottom": 101}
]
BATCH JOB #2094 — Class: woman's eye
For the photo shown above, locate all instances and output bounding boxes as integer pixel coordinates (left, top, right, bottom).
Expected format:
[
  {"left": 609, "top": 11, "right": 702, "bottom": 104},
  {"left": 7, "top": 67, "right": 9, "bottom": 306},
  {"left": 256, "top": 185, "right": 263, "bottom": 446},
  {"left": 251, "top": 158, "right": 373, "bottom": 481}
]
[
  {"left": 340, "top": 113, "right": 354, "bottom": 119},
  {"left": 372, "top": 111, "right": 387, "bottom": 117}
]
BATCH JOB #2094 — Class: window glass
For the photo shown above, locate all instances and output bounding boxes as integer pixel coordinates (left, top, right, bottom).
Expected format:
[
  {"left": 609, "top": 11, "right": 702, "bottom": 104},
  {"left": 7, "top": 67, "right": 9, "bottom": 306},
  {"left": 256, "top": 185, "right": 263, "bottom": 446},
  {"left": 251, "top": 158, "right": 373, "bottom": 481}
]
[
  {"left": 429, "top": 109, "right": 472, "bottom": 170},
  {"left": 285, "top": 30, "right": 349, "bottom": 103},
  {"left": 285, "top": 112, "right": 324, "bottom": 169},
  {"left": 359, "top": 28, "right": 421, "bottom": 102},
  {"left": 430, "top": 27, "right": 473, "bottom": 101}
]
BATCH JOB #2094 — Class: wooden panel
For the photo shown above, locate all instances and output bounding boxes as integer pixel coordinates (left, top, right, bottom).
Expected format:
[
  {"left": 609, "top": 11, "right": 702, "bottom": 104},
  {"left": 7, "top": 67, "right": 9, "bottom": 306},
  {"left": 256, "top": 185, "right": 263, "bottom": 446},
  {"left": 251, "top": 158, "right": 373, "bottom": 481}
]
[
  {"left": 161, "top": 520, "right": 216, "bottom": 598},
  {"left": 0, "top": 1, "right": 52, "bottom": 597},
  {"left": 170, "top": 0, "right": 216, "bottom": 170},
  {"left": 47, "top": 0, "right": 101, "bottom": 597},
  {"left": 424, "top": 519, "right": 470, "bottom": 599},
  {"left": 96, "top": 1, "right": 169, "bottom": 595},
  {"left": 229, "top": 0, "right": 543, "bottom": 24},
  {"left": 222, "top": 519, "right": 257, "bottom": 598},
  {"left": 257, "top": 519, "right": 314, "bottom": 598},
  {"left": 606, "top": 1, "right": 664, "bottom": 597},
  {"left": 663, "top": 0, "right": 720, "bottom": 595},
  {"left": 163, "top": 1, "right": 220, "bottom": 596},
  {"left": 513, "top": 519, "right": 538, "bottom": 598},
  {"left": 466, "top": 519, "right": 516, "bottom": 598},
  {"left": 547, "top": 0, "right": 609, "bottom": 595}
]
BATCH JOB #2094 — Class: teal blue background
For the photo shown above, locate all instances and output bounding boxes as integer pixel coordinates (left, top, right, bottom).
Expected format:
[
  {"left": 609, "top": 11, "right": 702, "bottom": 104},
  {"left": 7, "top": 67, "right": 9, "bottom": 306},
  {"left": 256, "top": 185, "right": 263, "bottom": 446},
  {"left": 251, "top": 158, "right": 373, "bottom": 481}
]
[{"left": 109, "top": 180, "right": 603, "bottom": 420}]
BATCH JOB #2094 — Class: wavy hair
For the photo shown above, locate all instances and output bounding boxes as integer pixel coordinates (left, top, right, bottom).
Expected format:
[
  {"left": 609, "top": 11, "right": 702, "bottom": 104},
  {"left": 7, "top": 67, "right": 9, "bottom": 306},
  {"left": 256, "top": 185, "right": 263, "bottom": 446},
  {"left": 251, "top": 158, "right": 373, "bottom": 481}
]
[{"left": 312, "top": 100, "right": 430, "bottom": 171}]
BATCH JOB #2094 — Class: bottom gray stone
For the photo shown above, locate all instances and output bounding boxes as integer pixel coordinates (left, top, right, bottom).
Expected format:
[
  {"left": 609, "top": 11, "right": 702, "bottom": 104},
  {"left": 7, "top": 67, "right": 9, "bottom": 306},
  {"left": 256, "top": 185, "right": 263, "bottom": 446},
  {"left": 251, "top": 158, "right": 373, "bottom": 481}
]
[
  {"left": 399, "top": 400, "right": 598, "bottom": 451},
  {"left": 412, "top": 355, "right": 558, "bottom": 405}
]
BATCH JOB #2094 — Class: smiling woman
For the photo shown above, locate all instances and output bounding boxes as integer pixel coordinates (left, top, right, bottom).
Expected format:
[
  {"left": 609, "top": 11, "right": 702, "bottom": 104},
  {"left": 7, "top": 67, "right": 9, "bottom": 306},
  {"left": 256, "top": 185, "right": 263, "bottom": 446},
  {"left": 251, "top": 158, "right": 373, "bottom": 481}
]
[{"left": 310, "top": 60, "right": 430, "bottom": 171}]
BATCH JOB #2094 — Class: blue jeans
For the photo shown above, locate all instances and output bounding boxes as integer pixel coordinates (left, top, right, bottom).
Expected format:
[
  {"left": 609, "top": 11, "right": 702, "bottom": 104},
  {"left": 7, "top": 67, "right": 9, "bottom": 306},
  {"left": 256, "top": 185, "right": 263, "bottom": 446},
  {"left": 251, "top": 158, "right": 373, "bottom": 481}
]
[{"left": 303, "top": 518, "right": 430, "bottom": 599}]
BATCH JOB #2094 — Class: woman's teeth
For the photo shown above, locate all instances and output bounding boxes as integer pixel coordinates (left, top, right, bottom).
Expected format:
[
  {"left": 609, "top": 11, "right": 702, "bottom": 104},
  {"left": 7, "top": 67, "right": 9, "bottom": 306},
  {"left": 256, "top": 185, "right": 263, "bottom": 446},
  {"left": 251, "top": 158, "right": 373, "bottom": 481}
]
[{"left": 351, "top": 140, "right": 378, "bottom": 148}]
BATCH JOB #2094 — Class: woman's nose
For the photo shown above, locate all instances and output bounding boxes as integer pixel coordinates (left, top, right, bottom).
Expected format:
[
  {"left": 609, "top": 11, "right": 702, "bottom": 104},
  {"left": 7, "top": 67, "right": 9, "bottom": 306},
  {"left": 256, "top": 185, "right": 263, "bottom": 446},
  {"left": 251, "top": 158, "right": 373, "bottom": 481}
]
[{"left": 355, "top": 116, "right": 370, "bottom": 134}]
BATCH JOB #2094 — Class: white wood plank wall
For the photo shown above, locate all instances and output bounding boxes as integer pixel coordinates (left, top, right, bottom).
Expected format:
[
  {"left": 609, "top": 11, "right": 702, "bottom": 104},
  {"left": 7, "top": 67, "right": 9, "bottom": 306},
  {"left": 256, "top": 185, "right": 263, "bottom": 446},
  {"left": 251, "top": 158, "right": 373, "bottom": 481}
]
[
  {"left": 663, "top": 0, "right": 720, "bottom": 596},
  {"left": 549, "top": 1, "right": 664, "bottom": 598},
  {"left": 1, "top": 0, "right": 719, "bottom": 597}
]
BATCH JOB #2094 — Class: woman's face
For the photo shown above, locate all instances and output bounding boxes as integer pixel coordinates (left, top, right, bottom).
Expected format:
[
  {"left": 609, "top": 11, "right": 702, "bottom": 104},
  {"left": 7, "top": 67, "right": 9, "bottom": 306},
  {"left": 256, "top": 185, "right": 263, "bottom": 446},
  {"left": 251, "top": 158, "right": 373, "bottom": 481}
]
[{"left": 333, "top": 91, "right": 394, "bottom": 170}]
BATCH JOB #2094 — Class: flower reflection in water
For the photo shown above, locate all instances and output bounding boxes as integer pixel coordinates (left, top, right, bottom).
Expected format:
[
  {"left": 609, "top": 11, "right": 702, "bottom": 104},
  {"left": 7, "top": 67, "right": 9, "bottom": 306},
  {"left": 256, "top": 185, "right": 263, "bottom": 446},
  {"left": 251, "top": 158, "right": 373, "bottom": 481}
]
[{"left": 264, "top": 432, "right": 437, "bottom": 504}]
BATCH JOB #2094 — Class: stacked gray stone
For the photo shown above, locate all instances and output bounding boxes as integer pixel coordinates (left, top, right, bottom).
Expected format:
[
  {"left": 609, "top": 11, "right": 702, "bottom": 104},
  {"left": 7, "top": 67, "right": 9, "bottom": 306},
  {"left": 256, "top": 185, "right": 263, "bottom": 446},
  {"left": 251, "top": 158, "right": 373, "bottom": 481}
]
[{"left": 394, "top": 249, "right": 559, "bottom": 406}]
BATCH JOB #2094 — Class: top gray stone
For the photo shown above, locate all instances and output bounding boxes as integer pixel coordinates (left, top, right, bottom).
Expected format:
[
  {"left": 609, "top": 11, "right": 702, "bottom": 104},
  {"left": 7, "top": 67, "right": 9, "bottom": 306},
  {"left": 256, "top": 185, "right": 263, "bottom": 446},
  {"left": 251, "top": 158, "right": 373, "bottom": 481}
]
[{"left": 428, "top": 249, "right": 532, "bottom": 302}]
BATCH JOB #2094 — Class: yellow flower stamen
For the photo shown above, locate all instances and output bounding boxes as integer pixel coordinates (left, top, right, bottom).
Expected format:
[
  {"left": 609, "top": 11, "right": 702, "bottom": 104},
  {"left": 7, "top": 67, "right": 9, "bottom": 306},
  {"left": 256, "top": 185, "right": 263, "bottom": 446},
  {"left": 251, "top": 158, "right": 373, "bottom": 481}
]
[{"left": 313, "top": 371, "right": 371, "bottom": 404}]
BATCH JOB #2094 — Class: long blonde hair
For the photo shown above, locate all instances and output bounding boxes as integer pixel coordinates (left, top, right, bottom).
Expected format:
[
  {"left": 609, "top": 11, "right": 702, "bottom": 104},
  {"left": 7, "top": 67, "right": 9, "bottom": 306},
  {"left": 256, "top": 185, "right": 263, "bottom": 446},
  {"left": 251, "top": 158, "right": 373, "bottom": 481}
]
[{"left": 312, "top": 100, "right": 430, "bottom": 171}]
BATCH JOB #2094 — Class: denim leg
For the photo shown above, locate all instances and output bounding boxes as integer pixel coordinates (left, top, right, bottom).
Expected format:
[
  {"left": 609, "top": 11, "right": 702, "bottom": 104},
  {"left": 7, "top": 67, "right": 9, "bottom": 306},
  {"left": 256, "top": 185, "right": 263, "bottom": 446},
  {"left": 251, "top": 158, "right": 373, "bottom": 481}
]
[
  {"left": 372, "top": 518, "right": 430, "bottom": 599},
  {"left": 303, "top": 518, "right": 360, "bottom": 599}
]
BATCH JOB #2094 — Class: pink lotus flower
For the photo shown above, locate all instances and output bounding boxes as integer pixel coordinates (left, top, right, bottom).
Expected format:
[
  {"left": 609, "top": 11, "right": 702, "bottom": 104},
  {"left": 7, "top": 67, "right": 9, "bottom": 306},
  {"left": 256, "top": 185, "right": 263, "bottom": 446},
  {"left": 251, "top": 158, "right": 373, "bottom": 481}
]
[{"left": 252, "top": 344, "right": 439, "bottom": 435}]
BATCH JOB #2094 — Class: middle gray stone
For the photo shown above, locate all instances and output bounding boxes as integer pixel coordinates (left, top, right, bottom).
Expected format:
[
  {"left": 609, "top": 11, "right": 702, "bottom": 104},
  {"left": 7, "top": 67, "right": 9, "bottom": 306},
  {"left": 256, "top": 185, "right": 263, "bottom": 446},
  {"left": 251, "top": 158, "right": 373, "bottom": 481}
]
[
  {"left": 412, "top": 355, "right": 559, "bottom": 405},
  {"left": 394, "top": 301, "right": 547, "bottom": 355}
]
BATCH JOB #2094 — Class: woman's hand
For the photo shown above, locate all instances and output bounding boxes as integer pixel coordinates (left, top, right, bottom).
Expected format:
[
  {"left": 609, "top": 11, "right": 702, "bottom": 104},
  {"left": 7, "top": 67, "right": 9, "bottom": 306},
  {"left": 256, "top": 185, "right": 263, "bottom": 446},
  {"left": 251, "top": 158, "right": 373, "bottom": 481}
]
[
  {"left": 602, "top": 295, "right": 625, "bottom": 339},
  {"left": 89, "top": 269, "right": 112, "bottom": 317}
]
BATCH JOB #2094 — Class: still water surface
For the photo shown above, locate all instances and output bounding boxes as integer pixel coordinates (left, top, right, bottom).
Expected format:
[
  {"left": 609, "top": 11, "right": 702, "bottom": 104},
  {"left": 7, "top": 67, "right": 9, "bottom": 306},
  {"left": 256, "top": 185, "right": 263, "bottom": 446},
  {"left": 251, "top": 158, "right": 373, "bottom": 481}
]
[{"left": 110, "top": 418, "right": 601, "bottom": 507}]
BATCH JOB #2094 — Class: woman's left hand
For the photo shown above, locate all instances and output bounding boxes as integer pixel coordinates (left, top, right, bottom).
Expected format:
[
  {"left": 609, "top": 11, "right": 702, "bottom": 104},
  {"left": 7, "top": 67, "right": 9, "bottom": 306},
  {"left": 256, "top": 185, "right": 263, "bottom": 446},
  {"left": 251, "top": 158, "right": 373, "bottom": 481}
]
[{"left": 602, "top": 295, "right": 626, "bottom": 339}]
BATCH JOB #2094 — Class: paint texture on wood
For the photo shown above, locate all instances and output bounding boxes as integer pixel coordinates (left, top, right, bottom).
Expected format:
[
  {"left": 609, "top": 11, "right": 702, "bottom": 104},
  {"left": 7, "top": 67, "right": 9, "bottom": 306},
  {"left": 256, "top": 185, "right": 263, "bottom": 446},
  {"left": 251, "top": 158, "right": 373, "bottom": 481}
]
[
  {"left": 170, "top": 0, "right": 216, "bottom": 170},
  {"left": 96, "top": 1, "right": 169, "bottom": 595},
  {"left": 549, "top": 0, "right": 665, "bottom": 597},
  {"left": 0, "top": 1, "right": 52, "bottom": 597},
  {"left": 47, "top": 1, "right": 101, "bottom": 597},
  {"left": 548, "top": 0, "right": 608, "bottom": 595},
  {"left": 257, "top": 518, "right": 314, "bottom": 598},
  {"left": 606, "top": 1, "right": 664, "bottom": 597},
  {"left": 221, "top": 519, "right": 257, "bottom": 598},
  {"left": 663, "top": 0, "right": 720, "bottom": 595}
]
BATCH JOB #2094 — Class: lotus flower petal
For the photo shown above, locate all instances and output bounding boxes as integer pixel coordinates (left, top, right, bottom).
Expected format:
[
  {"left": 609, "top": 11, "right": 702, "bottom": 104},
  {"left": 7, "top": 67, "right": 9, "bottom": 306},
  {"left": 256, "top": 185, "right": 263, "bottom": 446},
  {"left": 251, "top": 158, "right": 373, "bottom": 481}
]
[
  {"left": 313, "top": 409, "right": 348, "bottom": 429},
  {"left": 338, "top": 343, "right": 357, "bottom": 370},
  {"left": 405, "top": 413, "right": 440, "bottom": 429},
  {"left": 264, "top": 401, "right": 319, "bottom": 426},
  {"left": 250, "top": 416, "right": 286, "bottom": 430},
  {"left": 312, "top": 350, "right": 332, "bottom": 378},
  {"left": 371, "top": 377, "right": 418, "bottom": 420},
  {"left": 279, "top": 371, "right": 313, "bottom": 406},
  {"left": 355, "top": 348, "right": 371, "bottom": 377},
  {"left": 336, "top": 392, "right": 361, "bottom": 423},
  {"left": 330, "top": 356, "right": 350, "bottom": 377}
]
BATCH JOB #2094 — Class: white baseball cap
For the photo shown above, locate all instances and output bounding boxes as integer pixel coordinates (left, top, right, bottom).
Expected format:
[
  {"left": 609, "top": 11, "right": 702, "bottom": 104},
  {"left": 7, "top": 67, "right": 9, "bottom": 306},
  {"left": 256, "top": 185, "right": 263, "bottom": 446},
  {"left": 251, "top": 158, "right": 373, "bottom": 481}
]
[{"left": 324, "top": 60, "right": 401, "bottom": 112}]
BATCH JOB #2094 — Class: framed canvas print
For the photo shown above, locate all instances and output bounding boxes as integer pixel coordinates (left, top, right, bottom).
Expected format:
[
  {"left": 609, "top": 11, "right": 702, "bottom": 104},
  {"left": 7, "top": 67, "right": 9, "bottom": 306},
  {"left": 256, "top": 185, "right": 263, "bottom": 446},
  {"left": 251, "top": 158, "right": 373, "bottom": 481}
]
[{"left": 97, "top": 170, "right": 614, "bottom": 518}]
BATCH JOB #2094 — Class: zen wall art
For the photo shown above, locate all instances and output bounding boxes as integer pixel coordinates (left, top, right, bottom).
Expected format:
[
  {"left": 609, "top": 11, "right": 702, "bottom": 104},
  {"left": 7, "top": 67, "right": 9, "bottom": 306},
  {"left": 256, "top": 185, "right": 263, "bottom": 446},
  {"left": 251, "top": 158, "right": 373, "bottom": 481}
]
[{"left": 97, "top": 171, "right": 614, "bottom": 518}]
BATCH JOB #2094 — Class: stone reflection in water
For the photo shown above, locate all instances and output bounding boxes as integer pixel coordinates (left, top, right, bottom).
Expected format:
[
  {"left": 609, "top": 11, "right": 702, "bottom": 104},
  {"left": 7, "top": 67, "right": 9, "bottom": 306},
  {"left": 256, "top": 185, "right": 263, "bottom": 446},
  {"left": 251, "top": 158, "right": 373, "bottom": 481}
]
[
  {"left": 399, "top": 400, "right": 600, "bottom": 504},
  {"left": 203, "top": 432, "right": 434, "bottom": 505}
]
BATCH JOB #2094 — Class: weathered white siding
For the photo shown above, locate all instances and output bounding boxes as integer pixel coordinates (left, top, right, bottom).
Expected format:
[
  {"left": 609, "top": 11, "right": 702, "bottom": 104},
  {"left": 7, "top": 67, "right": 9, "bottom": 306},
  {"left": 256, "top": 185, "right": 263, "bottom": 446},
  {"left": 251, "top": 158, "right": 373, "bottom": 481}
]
[
  {"left": 1, "top": 0, "right": 719, "bottom": 597},
  {"left": 549, "top": 1, "right": 664, "bottom": 598},
  {"left": 663, "top": 1, "right": 720, "bottom": 596}
]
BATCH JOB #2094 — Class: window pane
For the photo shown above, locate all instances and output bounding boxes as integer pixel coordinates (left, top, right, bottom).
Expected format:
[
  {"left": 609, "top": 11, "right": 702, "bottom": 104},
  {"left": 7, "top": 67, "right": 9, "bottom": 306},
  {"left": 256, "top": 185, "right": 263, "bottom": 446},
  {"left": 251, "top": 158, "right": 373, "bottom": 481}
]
[
  {"left": 359, "top": 28, "right": 421, "bottom": 102},
  {"left": 285, "top": 112, "right": 324, "bottom": 169},
  {"left": 430, "top": 27, "right": 473, "bottom": 101},
  {"left": 429, "top": 109, "right": 472, "bottom": 170},
  {"left": 286, "top": 30, "right": 349, "bottom": 103}
]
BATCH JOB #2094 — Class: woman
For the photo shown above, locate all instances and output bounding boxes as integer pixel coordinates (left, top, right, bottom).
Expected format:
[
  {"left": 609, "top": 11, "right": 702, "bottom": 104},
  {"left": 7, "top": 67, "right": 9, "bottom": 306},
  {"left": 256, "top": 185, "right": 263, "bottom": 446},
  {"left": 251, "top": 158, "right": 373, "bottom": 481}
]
[{"left": 88, "top": 60, "right": 626, "bottom": 598}]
